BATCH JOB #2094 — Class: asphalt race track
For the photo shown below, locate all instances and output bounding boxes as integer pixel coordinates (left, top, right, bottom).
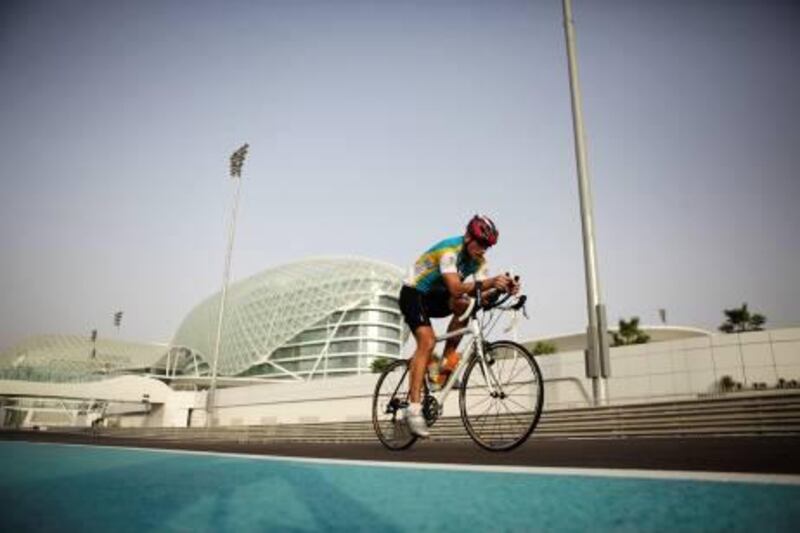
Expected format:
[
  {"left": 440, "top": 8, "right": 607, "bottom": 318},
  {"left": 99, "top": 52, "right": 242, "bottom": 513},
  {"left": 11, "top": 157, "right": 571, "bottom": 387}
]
[{"left": 2, "top": 432, "right": 798, "bottom": 475}]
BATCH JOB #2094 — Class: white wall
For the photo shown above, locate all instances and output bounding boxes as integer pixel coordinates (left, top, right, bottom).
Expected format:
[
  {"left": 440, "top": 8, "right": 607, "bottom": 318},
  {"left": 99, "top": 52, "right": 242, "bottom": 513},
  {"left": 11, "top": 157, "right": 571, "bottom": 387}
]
[
  {"left": 207, "top": 327, "right": 800, "bottom": 424},
  {"left": 160, "top": 390, "right": 205, "bottom": 427},
  {"left": 104, "top": 390, "right": 203, "bottom": 428},
  {"left": 539, "top": 327, "right": 800, "bottom": 409},
  {"left": 5, "top": 328, "right": 798, "bottom": 427},
  {"left": 0, "top": 375, "right": 172, "bottom": 403},
  {"left": 211, "top": 374, "right": 380, "bottom": 426}
]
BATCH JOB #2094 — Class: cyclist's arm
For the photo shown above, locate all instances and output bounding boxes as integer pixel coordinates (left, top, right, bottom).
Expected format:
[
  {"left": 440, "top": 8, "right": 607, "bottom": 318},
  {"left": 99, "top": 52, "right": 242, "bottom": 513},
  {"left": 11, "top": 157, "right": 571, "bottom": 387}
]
[
  {"left": 439, "top": 251, "right": 514, "bottom": 297},
  {"left": 441, "top": 272, "right": 514, "bottom": 298}
]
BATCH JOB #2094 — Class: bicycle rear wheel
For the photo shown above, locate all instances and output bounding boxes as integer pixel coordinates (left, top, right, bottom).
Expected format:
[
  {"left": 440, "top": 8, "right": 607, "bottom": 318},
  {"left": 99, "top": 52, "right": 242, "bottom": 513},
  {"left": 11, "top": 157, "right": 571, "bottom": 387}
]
[
  {"left": 459, "top": 341, "right": 544, "bottom": 451},
  {"left": 372, "top": 359, "right": 417, "bottom": 450}
]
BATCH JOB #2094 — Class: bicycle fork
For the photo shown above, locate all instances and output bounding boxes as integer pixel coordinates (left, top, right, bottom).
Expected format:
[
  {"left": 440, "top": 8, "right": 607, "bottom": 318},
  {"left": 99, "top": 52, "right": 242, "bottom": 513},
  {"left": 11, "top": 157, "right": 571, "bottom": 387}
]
[
  {"left": 443, "top": 321, "right": 504, "bottom": 399},
  {"left": 471, "top": 321, "right": 506, "bottom": 398}
]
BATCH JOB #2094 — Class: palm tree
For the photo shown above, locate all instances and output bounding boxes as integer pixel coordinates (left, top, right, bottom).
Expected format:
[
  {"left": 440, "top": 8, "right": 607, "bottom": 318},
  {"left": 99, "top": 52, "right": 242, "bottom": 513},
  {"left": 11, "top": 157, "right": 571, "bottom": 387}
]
[
  {"left": 718, "top": 303, "right": 766, "bottom": 333},
  {"left": 719, "top": 375, "right": 736, "bottom": 392},
  {"left": 611, "top": 317, "right": 650, "bottom": 346},
  {"left": 370, "top": 357, "right": 394, "bottom": 374},
  {"left": 532, "top": 341, "right": 558, "bottom": 356}
]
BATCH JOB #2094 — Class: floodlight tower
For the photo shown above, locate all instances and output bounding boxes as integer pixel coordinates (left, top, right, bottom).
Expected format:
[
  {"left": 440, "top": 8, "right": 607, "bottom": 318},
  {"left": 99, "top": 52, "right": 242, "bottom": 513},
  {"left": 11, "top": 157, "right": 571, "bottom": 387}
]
[
  {"left": 113, "top": 311, "right": 123, "bottom": 334},
  {"left": 207, "top": 143, "right": 249, "bottom": 427}
]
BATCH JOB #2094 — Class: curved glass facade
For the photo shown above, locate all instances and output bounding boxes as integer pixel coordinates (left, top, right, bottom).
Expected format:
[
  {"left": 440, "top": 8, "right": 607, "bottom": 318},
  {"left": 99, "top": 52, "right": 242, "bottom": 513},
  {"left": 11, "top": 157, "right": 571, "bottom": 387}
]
[
  {"left": 172, "top": 256, "right": 407, "bottom": 380},
  {"left": 242, "top": 300, "right": 404, "bottom": 380}
]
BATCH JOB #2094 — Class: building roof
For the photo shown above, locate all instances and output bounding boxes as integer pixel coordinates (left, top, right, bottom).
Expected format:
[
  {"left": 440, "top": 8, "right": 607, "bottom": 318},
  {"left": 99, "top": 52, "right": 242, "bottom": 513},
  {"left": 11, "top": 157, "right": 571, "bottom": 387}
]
[{"left": 171, "top": 256, "right": 404, "bottom": 376}]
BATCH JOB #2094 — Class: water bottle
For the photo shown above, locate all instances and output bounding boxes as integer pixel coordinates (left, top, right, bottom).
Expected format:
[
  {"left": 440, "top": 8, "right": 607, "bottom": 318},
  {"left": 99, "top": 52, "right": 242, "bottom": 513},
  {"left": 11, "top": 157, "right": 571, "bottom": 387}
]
[
  {"left": 427, "top": 354, "right": 442, "bottom": 391},
  {"left": 437, "top": 352, "right": 461, "bottom": 386}
]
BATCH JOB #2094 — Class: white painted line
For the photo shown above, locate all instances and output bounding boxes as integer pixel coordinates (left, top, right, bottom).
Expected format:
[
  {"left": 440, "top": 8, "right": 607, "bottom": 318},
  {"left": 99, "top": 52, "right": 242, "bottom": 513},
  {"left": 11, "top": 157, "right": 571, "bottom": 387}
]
[{"left": 8, "top": 440, "right": 800, "bottom": 486}]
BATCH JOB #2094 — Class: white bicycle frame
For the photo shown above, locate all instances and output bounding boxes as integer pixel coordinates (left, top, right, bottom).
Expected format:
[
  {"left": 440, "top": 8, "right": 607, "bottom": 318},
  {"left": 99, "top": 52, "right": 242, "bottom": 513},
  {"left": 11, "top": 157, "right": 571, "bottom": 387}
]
[{"left": 425, "top": 299, "right": 509, "bottom": 412}]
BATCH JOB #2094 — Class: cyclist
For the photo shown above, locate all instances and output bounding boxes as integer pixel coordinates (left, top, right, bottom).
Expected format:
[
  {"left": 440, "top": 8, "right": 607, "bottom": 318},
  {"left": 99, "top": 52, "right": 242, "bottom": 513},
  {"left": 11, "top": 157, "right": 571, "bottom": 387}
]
[{"left": 398, "top": 215, "right": 518, "bottom": 437}]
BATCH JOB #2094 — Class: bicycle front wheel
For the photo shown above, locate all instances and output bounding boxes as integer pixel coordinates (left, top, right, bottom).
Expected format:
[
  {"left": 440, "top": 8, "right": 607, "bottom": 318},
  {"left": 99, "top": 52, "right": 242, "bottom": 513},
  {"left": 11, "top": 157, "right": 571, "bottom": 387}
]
[
  {"left": 372, "top": 359, "right": 417, "bottom": 450},
  {"left": 459, "top": 341, "right": 544, "bottom": 451}
]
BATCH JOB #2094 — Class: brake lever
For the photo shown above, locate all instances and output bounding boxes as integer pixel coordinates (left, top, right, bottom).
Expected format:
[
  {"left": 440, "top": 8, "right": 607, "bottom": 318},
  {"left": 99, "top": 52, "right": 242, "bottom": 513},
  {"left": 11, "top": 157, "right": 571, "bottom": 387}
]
[
  {"left": 506, "top": 293, "right": 529, "bottom": 319},
  {"left": 511, "top": 294, "right": 527, "bottom": 311}
]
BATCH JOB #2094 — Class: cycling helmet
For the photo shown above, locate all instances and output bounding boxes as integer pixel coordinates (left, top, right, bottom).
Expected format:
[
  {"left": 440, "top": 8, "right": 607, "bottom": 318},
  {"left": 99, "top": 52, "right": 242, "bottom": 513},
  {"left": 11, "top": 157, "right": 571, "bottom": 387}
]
[{"left": 466, "top": 214, "right": 499, "bottom": 247}]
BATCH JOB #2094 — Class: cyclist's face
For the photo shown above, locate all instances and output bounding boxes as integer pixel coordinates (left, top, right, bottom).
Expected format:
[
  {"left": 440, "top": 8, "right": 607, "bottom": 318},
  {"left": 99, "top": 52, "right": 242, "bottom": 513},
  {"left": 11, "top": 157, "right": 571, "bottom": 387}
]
[{"left": 466, "top": 236, "right": 488, "bottom": 260}]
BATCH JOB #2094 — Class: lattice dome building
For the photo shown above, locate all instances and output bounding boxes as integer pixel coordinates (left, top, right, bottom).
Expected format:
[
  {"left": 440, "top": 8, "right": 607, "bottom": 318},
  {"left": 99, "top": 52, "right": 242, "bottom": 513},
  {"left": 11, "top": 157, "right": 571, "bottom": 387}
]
[
  {"left": 172, "top": 256, "right": 408, "bottom": 380},
  {"left": 0, "top": 335, "right": 173, "bottom": 383}
]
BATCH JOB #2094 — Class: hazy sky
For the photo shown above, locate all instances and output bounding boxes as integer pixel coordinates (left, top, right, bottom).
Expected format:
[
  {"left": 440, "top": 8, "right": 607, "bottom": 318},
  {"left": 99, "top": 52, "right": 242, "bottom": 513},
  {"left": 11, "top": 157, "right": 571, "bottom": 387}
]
[{"left": 1, "top": 0, "right": 798, "bottom": 351}]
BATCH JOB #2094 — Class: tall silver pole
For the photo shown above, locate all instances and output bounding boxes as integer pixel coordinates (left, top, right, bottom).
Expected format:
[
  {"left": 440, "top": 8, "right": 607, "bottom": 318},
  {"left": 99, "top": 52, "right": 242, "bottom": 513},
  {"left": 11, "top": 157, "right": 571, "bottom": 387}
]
[
  {"left": 562, "top": 0, "right": 607, "bottom": 404},
  {"left": 207, "top": 143, "right": 249, "bottom": 427}
]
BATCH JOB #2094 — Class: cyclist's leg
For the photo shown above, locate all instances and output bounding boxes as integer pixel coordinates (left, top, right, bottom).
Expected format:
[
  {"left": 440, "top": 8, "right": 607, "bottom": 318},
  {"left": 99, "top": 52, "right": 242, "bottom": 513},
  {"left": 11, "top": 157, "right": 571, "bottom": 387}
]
[
  {"left": 400, "top": 286, "right": 437, "bottom": 404},
  {"left": 442, "top": 295, "right": 469, "bottom": 359},
  {"left": 408, "top": 326, "right": 436, "bottom": 403}
]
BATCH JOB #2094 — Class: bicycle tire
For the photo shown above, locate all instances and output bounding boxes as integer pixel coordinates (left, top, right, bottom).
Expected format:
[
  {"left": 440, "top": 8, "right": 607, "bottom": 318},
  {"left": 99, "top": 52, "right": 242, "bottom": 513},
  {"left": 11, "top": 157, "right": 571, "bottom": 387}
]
[
  {"left": 459, "top": 340, "right": 544, "bottom": 451},
  {"left": 372, "top": 359, "right": 418, "bottom": 450}
]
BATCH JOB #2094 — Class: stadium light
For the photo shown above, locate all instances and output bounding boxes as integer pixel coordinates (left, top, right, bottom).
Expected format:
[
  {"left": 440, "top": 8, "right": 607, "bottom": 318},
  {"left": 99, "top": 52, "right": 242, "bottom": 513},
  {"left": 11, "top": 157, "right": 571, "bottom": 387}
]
[
  {"left": 90, "top": 329, "right": 97, "bottom": 359},
  {"left": 207, "top": 143, "right": 249, "bottom": 427}
]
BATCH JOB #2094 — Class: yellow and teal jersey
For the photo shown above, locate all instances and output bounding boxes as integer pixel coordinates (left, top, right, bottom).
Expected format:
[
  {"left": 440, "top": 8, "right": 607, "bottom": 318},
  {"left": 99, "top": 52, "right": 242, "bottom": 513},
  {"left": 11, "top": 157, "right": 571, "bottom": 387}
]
[{"left": 405, "top": 236, "right": 487, "bottom": 293}]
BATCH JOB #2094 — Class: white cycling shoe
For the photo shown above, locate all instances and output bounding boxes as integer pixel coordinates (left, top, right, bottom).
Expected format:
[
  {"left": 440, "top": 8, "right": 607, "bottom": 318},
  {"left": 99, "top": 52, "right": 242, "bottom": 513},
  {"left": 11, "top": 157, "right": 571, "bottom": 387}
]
[{"left": 405, "top": 410, "right": 430, "bottom": 438}]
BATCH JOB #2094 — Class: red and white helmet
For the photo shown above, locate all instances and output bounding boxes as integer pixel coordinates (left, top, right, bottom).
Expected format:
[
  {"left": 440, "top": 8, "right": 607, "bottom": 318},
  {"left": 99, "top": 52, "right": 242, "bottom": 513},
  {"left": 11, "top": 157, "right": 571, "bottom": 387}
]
[{"left": 466, "top": 215, "right": 499, "bottom": 247}]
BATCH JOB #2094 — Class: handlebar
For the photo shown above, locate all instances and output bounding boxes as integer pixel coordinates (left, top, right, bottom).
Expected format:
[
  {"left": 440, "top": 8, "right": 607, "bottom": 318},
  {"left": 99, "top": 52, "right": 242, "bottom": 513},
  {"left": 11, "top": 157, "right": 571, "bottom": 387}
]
[
  {"left": 455, "top": 272, "right": 527, "bottom": 322},
  {"left": 457, "top": 284, "right": 527, "bottom": 322}
]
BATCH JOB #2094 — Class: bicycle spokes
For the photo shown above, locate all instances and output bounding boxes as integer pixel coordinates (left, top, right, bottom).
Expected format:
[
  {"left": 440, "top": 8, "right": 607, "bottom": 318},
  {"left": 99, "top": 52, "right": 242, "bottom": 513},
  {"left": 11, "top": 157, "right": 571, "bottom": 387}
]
[
  {"left": 459, "top": 342, "right": 544, "bottom": 451},
  {"left": 372, "top": 359, "right": 417, "bottom": 450}
]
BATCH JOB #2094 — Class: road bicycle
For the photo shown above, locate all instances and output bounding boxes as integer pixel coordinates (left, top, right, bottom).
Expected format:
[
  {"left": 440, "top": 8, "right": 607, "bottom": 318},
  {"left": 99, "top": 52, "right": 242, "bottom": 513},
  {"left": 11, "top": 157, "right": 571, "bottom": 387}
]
[{"left": 372, "top": 286, "right": 544, "bottom": 452}]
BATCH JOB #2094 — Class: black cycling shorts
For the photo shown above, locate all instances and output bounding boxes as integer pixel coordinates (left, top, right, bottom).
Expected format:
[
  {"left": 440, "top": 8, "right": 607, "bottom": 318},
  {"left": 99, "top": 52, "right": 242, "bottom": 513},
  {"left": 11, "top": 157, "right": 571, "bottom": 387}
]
[{"left": 399, "top": 285, "right": 452, "bottom": 332}]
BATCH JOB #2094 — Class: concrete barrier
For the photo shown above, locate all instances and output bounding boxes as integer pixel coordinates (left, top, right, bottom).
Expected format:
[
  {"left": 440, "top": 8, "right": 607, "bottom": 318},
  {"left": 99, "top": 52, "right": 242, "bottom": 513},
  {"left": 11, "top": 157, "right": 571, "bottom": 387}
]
[{"left": 28, "top": 390, "right": 800, "bottom": 444}]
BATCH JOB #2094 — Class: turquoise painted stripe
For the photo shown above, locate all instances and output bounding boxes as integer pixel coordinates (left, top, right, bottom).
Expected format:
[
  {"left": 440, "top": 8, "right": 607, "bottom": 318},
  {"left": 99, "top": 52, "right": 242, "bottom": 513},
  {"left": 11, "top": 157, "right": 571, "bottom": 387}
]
[{"left": 1, "top": 441, "right": 799, "bottom": 532}]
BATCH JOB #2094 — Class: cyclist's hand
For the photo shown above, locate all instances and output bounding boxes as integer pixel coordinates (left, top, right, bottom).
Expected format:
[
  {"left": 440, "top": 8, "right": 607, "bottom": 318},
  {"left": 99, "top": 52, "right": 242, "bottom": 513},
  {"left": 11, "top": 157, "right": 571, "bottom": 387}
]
[
  {"left": 491, "top": 274, "right": 514, "bottom": 293},
  {"left": 483, "top": 290, "right": 501, "bottom": 306},
  {"left": 507, "top": 274, "right": 521, "bottom": 295}
]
